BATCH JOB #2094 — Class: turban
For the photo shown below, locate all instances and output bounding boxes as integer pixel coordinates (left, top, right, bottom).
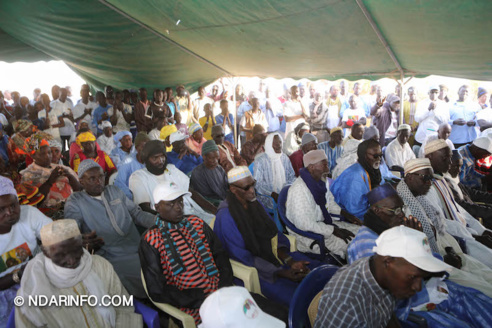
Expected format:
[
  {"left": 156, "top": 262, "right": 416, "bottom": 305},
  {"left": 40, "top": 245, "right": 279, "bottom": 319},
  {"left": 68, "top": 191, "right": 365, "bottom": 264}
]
[
  {"left": 78, "top": 159, "right": 102, "bottom": 179},
  {"left": 424, "top": 139, "right": 449, "bottom": 155},
  {"left": 363, "top": 126, "right": 379, "bottom": 141},
  {"left": 303, "top": 149, "right": 327, "bottom": 167},
  {"left": 141, "top": 140, "right": 166, "bottom": 162},
  {"left": 14, "top": 120, "right": 33, "bottom": 133},
  {"left": 367, "top": 183, "right": 398, "bottom": 206},
  {"left": 160, "top": 124, "right": 178, "bottom": 141},
  {"left": 398, "top": 124, "right": 411, "bottom": 131},
  {"left": 134, "top": 132, "right": 150, "bottom": 148},
  {"left": 211, "top": 124, "right": 224, "bottom": 137},
  {"left": 301, "top": 133, "right": 317, "bottom": 146},
  {"left": 404, "top": 158, "right": 433, "bottom": 174},
  {"left": 40, "top": 219, "right": 81, "bottom": 247},
  {"left": 188, "top": 123, "right": 202, "bottom": 135},
  {"left": 76, "top": 131, "right": 96, "bottom": 147},
  {"left": 101, "top": 121, "right": 112, "bottom": 129},
  {"left": 202, "top": 140, "right": 219, "bottom": 156},
  {"left": 0, "top": 176, "right": 17, "bottom": 197},
  {"left": 114, "top": 131, "right": 132, "bottom": 142},
  {"left": 227, "top": 166, "right": 252, "bottom": 184}
]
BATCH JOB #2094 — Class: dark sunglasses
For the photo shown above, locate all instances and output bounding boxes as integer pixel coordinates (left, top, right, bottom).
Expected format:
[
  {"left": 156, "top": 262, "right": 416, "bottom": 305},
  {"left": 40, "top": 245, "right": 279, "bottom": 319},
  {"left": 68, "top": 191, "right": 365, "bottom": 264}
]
[
  {"left": 411, "top": 173, "right": 433, "bottom": 182},
  {"left": 368, "top": 153, "right": 383, "bottom": 159},
  {"left": 232, "top": 180, "right": 256, "bottom": 191}
]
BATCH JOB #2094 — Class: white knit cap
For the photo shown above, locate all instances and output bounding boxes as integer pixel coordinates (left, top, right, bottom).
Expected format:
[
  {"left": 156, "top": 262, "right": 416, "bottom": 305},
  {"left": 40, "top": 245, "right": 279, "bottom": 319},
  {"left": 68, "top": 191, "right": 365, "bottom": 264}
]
[{"left": 40, "top": 219, "right": 81, "bottom": 247}]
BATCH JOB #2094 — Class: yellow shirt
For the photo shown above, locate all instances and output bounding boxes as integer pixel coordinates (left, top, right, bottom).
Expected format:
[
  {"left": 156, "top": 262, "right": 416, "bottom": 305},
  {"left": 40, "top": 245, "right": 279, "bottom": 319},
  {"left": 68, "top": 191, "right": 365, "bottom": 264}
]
[{"left": 199, "top": 116, "right": 214, "bottom": 140}]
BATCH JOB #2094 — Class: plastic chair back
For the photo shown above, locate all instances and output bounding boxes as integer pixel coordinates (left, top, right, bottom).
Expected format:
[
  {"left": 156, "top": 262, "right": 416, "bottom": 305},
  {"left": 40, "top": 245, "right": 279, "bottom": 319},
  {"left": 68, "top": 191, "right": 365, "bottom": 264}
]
[
  {"left": 288, "top": 265, "right": 339, "bottom": 328},
  {"left": 134, "top": 299, "right": 160, "bottom": 328},
  {"left": 7, "top": 307, "right": 14, "bottom": 328}
]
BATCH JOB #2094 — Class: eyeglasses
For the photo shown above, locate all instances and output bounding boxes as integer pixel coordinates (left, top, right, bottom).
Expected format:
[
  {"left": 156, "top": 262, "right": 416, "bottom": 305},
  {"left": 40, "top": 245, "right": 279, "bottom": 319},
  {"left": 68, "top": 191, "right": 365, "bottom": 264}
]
[
  {"left": 411, "top": 173, "right": 433, "bottom": 182},
  {"left": 232, "top": 180, "right": 256, "bottom": 191},
  {"left": 368, "top": 153, "right": 383, "bottom": 159},
  {"left": 376, "top": 204, "right": 408, "bottom": 215}
]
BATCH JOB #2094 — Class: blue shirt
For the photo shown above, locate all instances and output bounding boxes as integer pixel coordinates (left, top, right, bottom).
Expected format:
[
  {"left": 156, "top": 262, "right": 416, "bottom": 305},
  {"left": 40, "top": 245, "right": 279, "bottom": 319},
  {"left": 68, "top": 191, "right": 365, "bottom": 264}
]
[
  {"left": 215, "top": 113, "right": 235, "bottom": 145},
  {"left": 92, "top": 104, "right": 112, "bottom": 134},
  {"left": 166, "top": 101, "right": 176, "bottom": 116},
  {"left": 448, "top": 101, "right": 479, "bottom": 144},
  {"left": 318, "top": 142, "right": 343, "bottom": 172},
  {"left": 166, "top": 151, "right": 203, "bottom": 175},
  {"left": 114, "top": 153, "right": 145, "bottom": 200},
  {"left": 110, "top": 145, "right": 135, "bottom": 168},
  {"left": 347, "top": 226, "right": 379, "bottom": 264}
]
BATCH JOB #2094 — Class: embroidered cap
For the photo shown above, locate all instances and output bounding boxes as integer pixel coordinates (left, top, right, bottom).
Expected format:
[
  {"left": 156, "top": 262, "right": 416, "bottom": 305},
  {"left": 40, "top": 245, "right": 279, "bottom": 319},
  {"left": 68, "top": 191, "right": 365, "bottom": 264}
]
[
  {"left": 404, "top": 158, "right": 433, "bottom": 174},
  {"left": 227, "top": 166, "right": 252, "bottom": 184},
  {"left": 398, "top": 124, "right": 411, "bottom": 131},
  {"left": 424, "top": 139, "right": 449, "bottom": 156},
  {"left": 303, "top": 149, "right": 327, "bottom": 167},
  {"left": 101, "top": 121, "right": 112, "bottom": 129},
  {"left": 78, "top": 159, "right": 102, "bottom": 179},
  {"left": 40, "top": 219, "right": 81, "bottom": 247}
]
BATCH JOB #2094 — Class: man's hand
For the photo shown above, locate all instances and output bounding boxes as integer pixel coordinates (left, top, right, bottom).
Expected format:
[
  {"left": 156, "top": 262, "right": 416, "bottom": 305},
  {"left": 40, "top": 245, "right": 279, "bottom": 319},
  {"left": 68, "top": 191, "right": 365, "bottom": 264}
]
[
  {"left": 482, "top": 230, "right": 492, "bottom": 238},
  {"left": 428, "top": 102, "right": 436, "bottom": 111},
  {"left": 101, "top": 112, "right": 109, "bottom": 120},
  {"left": 276, "top": 268, "right": 308, "bottom": 282},
  {"left": 333, "top": 226, "right": 355, "bottom": 243},
  {"left": 474, "top": 234, "right": 492, "bottom": 249},
  {"left": 84, "top": 107, "right": 92, "bottom": 115},
  {"left": 376, "top": 96, "right": 386, "bottom": 107},
  {"left": 443, "top": 247, "right": 462, "bottom": 269},
  {"left": 466, "top": 120, "right": 476, "bottom": 127},
  {"left": 453, "top": 118, "right": 466, "bottom": 126},
  {"left": 341, "top": 210, "right": 363, "bottom": 226},
  {"left": 403, "top": 216, "right": 423, "bottom": 232},
  {"left": 82, "top": 231, "right": 105, "bottom": 253}
]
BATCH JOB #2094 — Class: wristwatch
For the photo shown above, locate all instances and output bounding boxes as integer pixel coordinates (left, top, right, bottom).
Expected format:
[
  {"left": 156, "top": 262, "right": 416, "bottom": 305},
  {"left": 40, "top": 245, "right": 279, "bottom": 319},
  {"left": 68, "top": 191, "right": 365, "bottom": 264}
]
[{"left": 12, "top": 271, "right": 20, "bottom": 284}]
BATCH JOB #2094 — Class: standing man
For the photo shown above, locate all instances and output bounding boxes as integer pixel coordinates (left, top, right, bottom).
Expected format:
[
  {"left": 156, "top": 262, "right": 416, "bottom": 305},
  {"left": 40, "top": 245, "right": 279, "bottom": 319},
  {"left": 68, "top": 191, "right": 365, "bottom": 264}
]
[
  {"left": 240, "top": 98, "right": 268, "bottom": 142},
  {"left": 308, "top": 92, "right": 329, "bottom": 142},
  {"left": 72, "top": 84, "right": 97, "bottom": 133},
  {"left": 415, "top": 85, "right": 450, "bottom": 147},
  {"left": 215, "top": 100, "right": 235, "bottom": 144},
  {"left": 134, "top": 88, "right": 152, "bottom": 133},
  {"left": 371, "top": 94, "right": 401, "bottom": 146},
  {"left": 448, "top": 85, "right": 480, "bottom": 148},
  {"left": 176, "top": 85, "right": 196, "bottom": 125},
  {"left": 51, "top": 88, "right": 75, "bottom": 151},
  {"left": 403, "top": 87, "right": 419, "bottom": 140},
  {"left": 92, "top": 92, "right": 112, "bottom": 136},
  {"left": 283, "top": 86, "right": 308, "bottom": 136},
  {"left": 325, "top": 85, "right": 342, "bottom": 130}
]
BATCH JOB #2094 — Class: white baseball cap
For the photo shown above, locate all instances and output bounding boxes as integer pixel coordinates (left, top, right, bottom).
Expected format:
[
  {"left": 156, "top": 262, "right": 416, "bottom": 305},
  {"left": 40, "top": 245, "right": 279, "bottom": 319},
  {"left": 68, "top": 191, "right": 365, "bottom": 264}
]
[
  {"left": 199, "top": 287, "right": 285, "bottom": 328},
  {"left": 373, "top": 226, "right": 452, "bottom": 273},
  {"left": 170, "top": 131, "right": 188, "bottom": 144},
  {"left": 472, "top": 137, "right": 492, "bottom": 153},
  {"left": 153, "top": 182, "right": 191, "bottom": 204},
  {"left": 428, "top": 85, "right": 439, "bottom": 92}
]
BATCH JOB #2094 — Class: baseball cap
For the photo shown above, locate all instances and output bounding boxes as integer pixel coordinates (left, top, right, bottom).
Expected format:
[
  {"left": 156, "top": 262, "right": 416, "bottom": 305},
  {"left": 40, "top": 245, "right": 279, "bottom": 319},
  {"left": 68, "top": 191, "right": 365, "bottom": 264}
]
[
  {"left": 199, "top": 287, "right": 285, "bottom": 328},
  {"left": 170, "top": 131, "right": 188, "bottom": 144},
  {"left": 373, "top": 226, "right": 452, "bottom": 273},
  {"left": 472, "top": 137, "right": 492, "bottom": 154},
  {"left": 153, "top": 182, "right": 191, "bottom": 204},
  {"left": 428, "top": 85, "right": 439, "bottom": 92}
]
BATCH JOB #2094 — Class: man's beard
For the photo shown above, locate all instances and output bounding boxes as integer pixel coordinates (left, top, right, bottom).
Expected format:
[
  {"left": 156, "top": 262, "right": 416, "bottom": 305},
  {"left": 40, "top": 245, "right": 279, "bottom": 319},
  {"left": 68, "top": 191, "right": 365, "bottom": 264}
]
[
  {"left": 372, "top": 162, "right": 381, "bottom": 170},
  {"left": 147, "top": 162, "right": 167, "bottom": 175}
]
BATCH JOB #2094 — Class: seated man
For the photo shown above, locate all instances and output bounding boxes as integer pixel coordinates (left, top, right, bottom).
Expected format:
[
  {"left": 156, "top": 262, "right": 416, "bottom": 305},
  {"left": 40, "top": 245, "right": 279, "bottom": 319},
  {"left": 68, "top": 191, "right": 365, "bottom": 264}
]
[
  {"left": 254, "top": 132, "right": 295, "bottom": 210},
  {"left": 17, "top": 219, "right": 142, "bottom": 327},
  {"left": 286, "top": 150, "right": 359, "bottom": 258},
  {"left": 110, "top": 131, "right": 135, "bottom": 167},
  {"left": 317, "top": 127, "right": 343, "bottom": 172},
  {"left": 114, "top": 132, "right": 150, "bottom": 200},
  {"left": 341, "top": 122, "right": 364, "bottom": 146},
  {"left": 20, "top": 134, "right": 81, "bottom": 211},
  {"left": 139, "top": 183, "right": 233, "bottom": 324},
  {"left": 0, "top": 177, "right": 52, "bottom": 324},
  {"left": 214, "top": 166, "right": 319, "bottom": 307},
  {"left": 64, "top": 159, "right": 155, "bottom": 298},
  {"left": 417, "top": 122, "right": 454, "bottom": 158},
  {"left": 190, "top": 140, "right": 229, "bottom": 206},
  {"left": 457, "top": 136, "right": 492, "bottom": 189},
  {"left": 212, "top": 125, "right": 247, "bottom": 173},
  {"left": 166, "top": 131, "right": 203, "bottom": 175},
  {"left": 96, "top": 121, "right": 116, "bottom": 155},
  {"left": 240, "top": 124, "right": 266, "bottom": 165},
  {"left": 71, "top": 131, "right": 116, "bottom": 177},
  {"left": 331, "top": 139, "right": 384, "bottom": 222},
  {"left": 385, "top": 124, "right": 415, "bottom": 171},
  {"left": 315, "top": 225, "right": 452, "bottom": 328},
  {"left": 289, "top": 133, "right": 318, "bottom": 176},
  {"left": 129, "top": 140, "right": 215, "bottom": 223}
]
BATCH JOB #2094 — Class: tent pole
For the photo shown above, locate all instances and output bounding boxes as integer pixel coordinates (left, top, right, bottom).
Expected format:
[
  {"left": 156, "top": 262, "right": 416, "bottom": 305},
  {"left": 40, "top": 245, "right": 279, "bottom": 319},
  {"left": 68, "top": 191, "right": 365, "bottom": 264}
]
[{"left": 399, "top": 72, "right": 405, "bottom": 123}]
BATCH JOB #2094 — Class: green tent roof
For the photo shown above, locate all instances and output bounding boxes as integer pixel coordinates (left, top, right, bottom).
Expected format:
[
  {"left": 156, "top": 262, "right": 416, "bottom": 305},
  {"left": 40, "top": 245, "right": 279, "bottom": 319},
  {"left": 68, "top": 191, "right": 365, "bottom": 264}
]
[{"left": 1, "top": 0, "right": 491, "bottom": 90}]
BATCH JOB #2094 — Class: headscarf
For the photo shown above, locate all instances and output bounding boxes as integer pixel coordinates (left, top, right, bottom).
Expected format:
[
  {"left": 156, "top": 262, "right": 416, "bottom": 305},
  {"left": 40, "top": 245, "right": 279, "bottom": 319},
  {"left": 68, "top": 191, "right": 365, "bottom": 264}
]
[
  {"left": 14, "top": 119, "right": 33, "bottom": 133},
  {"left": 264, "top": 133, "right": 286, "bottom": 193},
  {"left": 160, "top": 124, "right": 178, "bottom": 141},
  {"left": 363, "top": 126, "right": 380, "bottom": 141},
  {"left": 48, "top": 139, "right": 63, "bottom": 150},
  {"left": 332, "top": 139, "right": 361, "bottom": 179},
  {"left": 113, "top": 131, "right": 132, "bottom": 147},
  {"left": 15, "top": 131, "right": 53, "bottom": 156},
  {"left": 76, "top": 131, "right": 96, "bottom": 147},
  {"left": 188, "top": 123, "right": 202, "bottom": 135},
  {"left": 141, "top": 140, "right": 166, "bottom": 162},
  {"left": 0, "top": 175, "right": 17, "bottom": 196},
  {"left": 294, "top": 122, "right": 310, "bottom": 144},
  {"left": 357, "top": 139, "right": 382, "bottom": 189}
]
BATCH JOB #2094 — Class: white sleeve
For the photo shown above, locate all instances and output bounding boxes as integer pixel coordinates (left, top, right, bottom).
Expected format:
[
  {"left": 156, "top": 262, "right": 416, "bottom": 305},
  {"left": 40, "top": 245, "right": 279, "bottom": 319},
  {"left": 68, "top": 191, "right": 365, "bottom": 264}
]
[
  {"left": 239, "top": 115, "right": 246, "bottom": 127},
  {"left": 129, "top": 173, "right": 151, "bottom": 205},
  {"left": 385, "top": 142, "right": 398, "bottom": 167},
  {"left": 415, "top": 100, "right": 434, "bottom": 123},
  {"left": 26, "top": 206, "right": 53, "bottom": 239}
]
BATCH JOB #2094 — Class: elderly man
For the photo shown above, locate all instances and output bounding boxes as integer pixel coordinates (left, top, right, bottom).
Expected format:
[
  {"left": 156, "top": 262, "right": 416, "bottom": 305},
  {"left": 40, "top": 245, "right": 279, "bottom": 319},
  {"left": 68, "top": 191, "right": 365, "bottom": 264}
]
[
  {"left": 64, "top": 160, "right": 155, "bottom": 298},
  {"left": 17, "top": 219, "right": 142, "bottom": 327},
  {"left": 371, "top": 94, "right": 401, "bottom": 146},
  {"left": 212, "top": 125, "right": 247, "bottom": 173},
  {"left": 114, "top": 132, "right": 150, "bottom": 200},
  {"left": 423, "top": 139, "right": 492, "bottom": 268},
  {"left": 190, "top": 140, "right": 229, "bottom": 206},
  {"left": 241, "top": 124, "right": 266, "bottom": 165},
  {"left": 384, "top": 124, "right": 415, "bottom": 170},
  {"left": 315, "top": 226, "right": 452, "bottom": 328},
  {"left": 96, "top": 121, "right": 116, "bottom": 155},
  {"left": 418, "top": 123, "right": 454, "bottom": 158},
  {"left": 332, "top": 139, "right": 384, "bottom": 222},
  {"left": 0, "top": 177, "right": 52, "bottom": 324},
  {"left": 254, "top": 133, "right": 295, "bottom": 210},
  {"left": 166, "top": 131, "right": 203, "bottom": 175},
  {"left": 289, "top": 133, "right": 318, "bottom": 176},
  {"left": 139, "top": 183, "right": 233, "bottom": 325},
  {"left": 286, "top": 150, "right": 359, "bottom": 259},
  {"left": 317, "top": 127, "right": 343, "bottom": 172},
  {"left": 71, "top": 131, "right": 116, "bottom": 177},
  {"left": 449, "top": 85, "right": 480, "bottom": 148},
  {"left": 129, "top": 140, "right": 215, "bottom": 223},
  {"left": 214, "top": 166, "right": 320, "bottom": 306},
  {"left": 110, "top": 131, "right": 135, "bottom": 167},
  {"left": 457, "top": 137, "right": 492, "bottom": 189}
]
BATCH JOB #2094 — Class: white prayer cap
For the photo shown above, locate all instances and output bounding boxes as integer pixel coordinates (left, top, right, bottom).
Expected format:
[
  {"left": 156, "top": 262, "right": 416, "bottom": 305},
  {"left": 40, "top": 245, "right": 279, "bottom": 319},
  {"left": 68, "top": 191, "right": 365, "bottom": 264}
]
[
  {"left": 472, "top": 137, "right": 492, "bottom": 153},
  {"left": 153, "top": 182, "right": 191, "bottom": 204},
  {"left": 199, "top": 286, "right": 285, "bottom": 328},
  {"left": 398, "top": 124, "right": 411, "bottom": 131},
  {"left": 170, "top": 131, "right": 188, "bottom": 144},
  {"left": 0, "top": 176, "right": 16, "bottom": 197},
  {"left": 227, "top": 166, "right": 252, "bottom": 184},
  {"left": 424, "top": 139, "right": 449, "bottom": 156},
  {"left": 40, "top": 219, "right": 81, "bottom": 247},
  {"left": 404, "top": 158, "right": 433, "bottom": 174},
  {"left": 303, "top": 149, "right": 327, "bottom": 167},
  {"left": 373, "top": 226, "right": 452, "bottom": 273},
  {"left": 101, "top": 121, "right": 112, "bottom": 129}
]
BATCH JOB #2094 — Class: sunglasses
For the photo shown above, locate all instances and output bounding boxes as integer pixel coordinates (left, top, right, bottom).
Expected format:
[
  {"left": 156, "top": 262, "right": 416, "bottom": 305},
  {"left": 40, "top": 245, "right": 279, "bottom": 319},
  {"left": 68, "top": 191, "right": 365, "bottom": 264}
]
[
  {"left": 368, "top": 153, "right": 383, "bottom": 159},
  {"left": 232, "top": 180, "right": 256, "bottom": 191},
  {"left": 376, "top": 204, "right": 408, "bottom": 215},
  {"left": 411, "top": 173, "right": 433, "bottom": 182}
]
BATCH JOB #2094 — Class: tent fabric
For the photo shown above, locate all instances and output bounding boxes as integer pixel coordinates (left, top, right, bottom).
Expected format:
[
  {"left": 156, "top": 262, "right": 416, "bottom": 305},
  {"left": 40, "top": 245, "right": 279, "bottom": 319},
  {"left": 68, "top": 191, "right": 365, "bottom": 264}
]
[{"left": 0, "top": 0, "right": 491, "bottom": 91}]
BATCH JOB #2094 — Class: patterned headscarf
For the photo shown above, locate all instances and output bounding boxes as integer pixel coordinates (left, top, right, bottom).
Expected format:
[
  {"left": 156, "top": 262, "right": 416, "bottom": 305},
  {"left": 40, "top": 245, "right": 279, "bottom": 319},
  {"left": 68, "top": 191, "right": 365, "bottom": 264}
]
[
  {"left": 14, "top": 120, "right": 33, "bottom": 133},
  {"left": 76, "top": 131, "right": 96, "bottom": 147},
  {"left": 15, "top": 131, "right": 53, "bottom": 156}
]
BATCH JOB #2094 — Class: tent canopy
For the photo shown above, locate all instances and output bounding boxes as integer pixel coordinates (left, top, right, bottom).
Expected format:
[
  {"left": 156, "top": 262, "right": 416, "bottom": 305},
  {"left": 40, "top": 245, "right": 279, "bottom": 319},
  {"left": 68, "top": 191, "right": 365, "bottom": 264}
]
[{"left": 0, "top": 0, "right": 490, "bottom": 91}]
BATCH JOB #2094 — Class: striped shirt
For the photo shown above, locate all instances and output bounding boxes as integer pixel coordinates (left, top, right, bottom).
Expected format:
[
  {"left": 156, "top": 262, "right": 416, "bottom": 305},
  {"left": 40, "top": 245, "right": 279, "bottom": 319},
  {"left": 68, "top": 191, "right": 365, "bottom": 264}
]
[
  {"left": 318, "top": 142, "right": 343, "bottom": 172},
  {"left": 314, "top": 257, "right": 395, "bottom": 328},
  {"left": 347, "top": 226, "right": 378, "bottom": 264},
  {"left": 458, "top": 145, "right": 485, "bottom": 189}
]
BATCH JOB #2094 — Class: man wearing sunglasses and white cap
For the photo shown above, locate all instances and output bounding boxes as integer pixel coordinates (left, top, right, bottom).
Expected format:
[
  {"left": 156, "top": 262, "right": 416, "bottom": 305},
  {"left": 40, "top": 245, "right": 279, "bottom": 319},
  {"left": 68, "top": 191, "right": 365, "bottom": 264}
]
[{"left": 315, "top": 225, "right": 452, "bottom": 328}]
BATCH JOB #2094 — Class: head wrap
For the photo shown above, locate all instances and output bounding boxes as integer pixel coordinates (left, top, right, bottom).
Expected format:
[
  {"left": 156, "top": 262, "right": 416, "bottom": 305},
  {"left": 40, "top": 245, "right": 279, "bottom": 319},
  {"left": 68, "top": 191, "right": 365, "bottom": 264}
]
[
  {"left": 424, "top": 139, "right": 448, "bottom": 155},
  {"left": 451, "top": 149, "right": 462, "bottom": 162},
  {"left": 101, "top": 121, "right": 112, "bottom": 129},
  {"left": 113, "top": 130, "right": 132, "bottom": 142},
  {"left": 141, "top": 140, "right": 166, "bottom": 162},
  {"left": 188, "top": 123, "right": 202, "bottom": 135},
  {"left": 264, "top": 133, "right": 286, "bottom": 193},
  {"left": 386, "top": 94, "right": 400, "bottom": 105},
  {"left": 76, "top": 131, "right": 96, "bottom": 147},
  {"left": 363, "top": 126, "right": 380, "bottom": 141},
  {"left": 15, "top": 131, "right": 52, "bottom": 156},
  {"left": 134, "top": 132, "right": 150, "bottom": 148},
  {"left": 398, "top": 124, "right": 411, "bottom": 131},
  {"left": 478, "top": 87, "right": 488, "bottom": 98},
  {"left": 472, "top": 137, "right": 492, "bottom": 153},
  {"left": 0, "top": 176, "right": 17, "bottom": 197},
  {"left": 404, "top": 158, "right": 433, "bottom": 175},
  {"left": 202, "top": 140, "right": 219, "bottom": 156},
  {"left": 303, "top": 149, "right": 327, "bottom": 167},
  {"left": 367, "top": 183, "right": 398, "bottom": 206},
  {"left": 78, "top": 159, "right": 102, "bottom": 179},
  {"left": 227, "top": 166, "right": 252, "bottom": 184},
  {"left": 211, "top": 124, "right": 225, "bottom": 137},
  {"left": 301, "top": 133, "right": 317, "bottom": 146},
  {"left": 14, "top": 120, "right": 33, "bottom": 133},
  {"left": 48, "top": 139, "right": 62, "bottom": 150},
  {"left": 40, "top": 219, "right": 81, "bottom": 247},
  {"left": 294, "top": 122, "right": 310, "bottom": 137},
  {"left": 160, "top": 124, "right": 178, "bottom": 141},
  {"left": 357, "top": 139, "right": 382, "bottom": 189}
]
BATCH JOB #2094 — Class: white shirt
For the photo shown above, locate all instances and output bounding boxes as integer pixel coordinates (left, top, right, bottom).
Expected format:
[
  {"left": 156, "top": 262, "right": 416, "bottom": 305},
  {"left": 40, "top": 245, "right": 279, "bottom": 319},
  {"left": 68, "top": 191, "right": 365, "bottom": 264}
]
[
  {"left": 0, "top": 113, "right": 8, "bottom": 126},
  {"left": 283, "top": 100, "right": 306, "bottom": 136},
  {"left": 39, "top": 106, "right": 64, "bottom": 141},
  {"left": 418, "top": 136, "right": 454, "bottom": 158},
  {"left": 414, "top": 98, "right": 450, "bottom": 144},
  {"left": 385, "top": 111, "right": 398, "bottom": 139},
  {"left": 341, "top": 108, "right": 366, "bottom": 123},
  {"left": 385, "top": 139, "right": 416, "bottom": 168},
  {"left": 72, "top": 99, "right": 97, "bottom": 128},
  {"left": 239, "top": 110, "right": 269, "bottom": 133},
  {"left": 476, "top": 108, "right": 492, "bottom": 124},
  {"left": 50, "top": 99, "right": 74, "bottom": 136},
  {"left": 148, "top": 128, "right": 162, "bottom": 141},
  {"left": 0, "top": 206, "right": 52, "bottom": 278},
  {"left": 107, "top": 104, "right": 132, "bottom": 133},
  {"left": 97, "top": 134, "right": 116, "bottom": 155}
]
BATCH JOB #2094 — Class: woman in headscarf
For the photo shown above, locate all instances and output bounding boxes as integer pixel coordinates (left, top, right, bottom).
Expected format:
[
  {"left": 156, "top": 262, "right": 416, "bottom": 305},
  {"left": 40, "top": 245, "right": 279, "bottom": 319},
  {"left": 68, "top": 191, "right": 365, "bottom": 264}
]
[
  {"left": 186, "top": 123, "right": 207, "bottom": 155},
  {"left": 70, "top": 131, "right": 116, "bottom": 178},
  {"left": 160, "top": 124, "right": 178, "bottom": 152},
  {"left": 10, "top": 120, "right": 36, "bottom": 167},
  {"left": 282, "top": 122, "right": 310, "bottom": 156},
  {"left": 254, "top": 133, "right": 296, "bottom": 210}
]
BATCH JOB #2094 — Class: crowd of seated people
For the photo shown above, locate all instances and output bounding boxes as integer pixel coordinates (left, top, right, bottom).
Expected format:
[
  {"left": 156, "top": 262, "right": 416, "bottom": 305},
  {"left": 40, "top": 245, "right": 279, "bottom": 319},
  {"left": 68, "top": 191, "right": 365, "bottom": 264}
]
[{"left": 0, "top": 80, "right": 491, "bottom": 327}]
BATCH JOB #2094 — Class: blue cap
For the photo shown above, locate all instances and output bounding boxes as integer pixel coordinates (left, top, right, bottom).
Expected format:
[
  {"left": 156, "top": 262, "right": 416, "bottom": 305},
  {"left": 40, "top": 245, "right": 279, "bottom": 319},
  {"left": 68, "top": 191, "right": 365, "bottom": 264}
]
[{"left": 367, "top": 183, "right": 398, "bottom": 206}]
